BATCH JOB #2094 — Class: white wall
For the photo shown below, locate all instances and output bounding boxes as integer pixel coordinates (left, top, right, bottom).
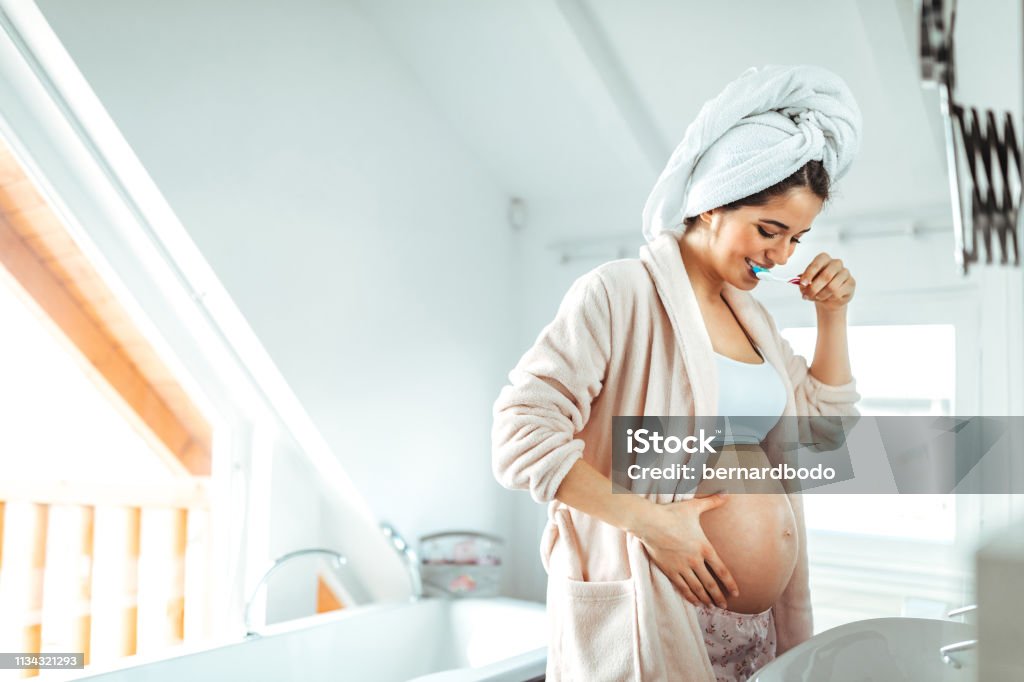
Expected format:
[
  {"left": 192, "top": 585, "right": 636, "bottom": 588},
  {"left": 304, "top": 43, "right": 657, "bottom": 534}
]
[{"left": 35, "top": 0, "right": 522, "bottom": 600}]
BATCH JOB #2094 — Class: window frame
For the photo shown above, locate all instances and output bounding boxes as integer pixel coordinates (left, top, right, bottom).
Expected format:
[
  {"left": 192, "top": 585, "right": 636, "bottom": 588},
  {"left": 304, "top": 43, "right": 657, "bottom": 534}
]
[{"left": 0, "top": 3, "right": 292, "bottom": 647}]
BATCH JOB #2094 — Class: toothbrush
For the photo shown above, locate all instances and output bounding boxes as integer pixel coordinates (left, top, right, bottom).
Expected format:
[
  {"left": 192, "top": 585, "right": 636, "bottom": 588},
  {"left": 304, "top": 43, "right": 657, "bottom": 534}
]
[{"left": 751, "top": 265, "right": 802, "bottom": 285}]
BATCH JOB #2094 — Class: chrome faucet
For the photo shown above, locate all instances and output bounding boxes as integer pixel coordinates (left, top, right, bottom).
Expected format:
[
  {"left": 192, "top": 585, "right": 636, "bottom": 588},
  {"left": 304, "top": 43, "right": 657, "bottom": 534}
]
[
  {"left": 380, "top": 522, "right": 423, "bottom": 601},
  {"left": 243, "top": 548, "right": 347, "bottom": 638},
  {"left": 941, "top": 604, "right": 979, "bottom": 669},
  {"left": 946, "top": 604, "right": 977, "bottom": 619},
  {"left": 939, "top": 639, "right": 978, "bottom": 669}
]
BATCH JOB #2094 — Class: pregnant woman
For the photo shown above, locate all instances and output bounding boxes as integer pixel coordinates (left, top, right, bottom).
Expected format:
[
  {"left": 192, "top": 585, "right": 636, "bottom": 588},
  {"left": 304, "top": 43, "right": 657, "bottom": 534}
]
[{"left": 492, "top": 65, "right": 862, "bottom": 681}]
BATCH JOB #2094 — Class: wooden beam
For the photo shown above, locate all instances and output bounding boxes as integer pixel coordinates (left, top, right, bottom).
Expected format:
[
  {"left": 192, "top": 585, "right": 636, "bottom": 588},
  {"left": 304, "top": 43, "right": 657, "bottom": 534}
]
[
  {"left": 183, "top": 509, "right": 210, "bottom": 643},
  {"left": 0, "top": 502, "right": 49, "bottom": 662},
  {"left": 0, "top": 176, "right": 46, "bottom": 214},
  {"left": 0, "top": 140, "right": 212, "bottom": 475},
  {"left": 89, "top": 506, "right": 140, "bottom": 663},
  {"left": 39, "top": 505, "right": 92, "bottom": 663},
  {"left": 136, "top": 508, "right": 187, "bottom": 653},
  {"left": 26, "top": 504, "right": 48, "bottom": 679},
  {"left": 169, "top": 509, "right": 187, "bottom": 643},
  {"left": 76, "top": 506, "right": 94, "bottom": 667},
  {"left": 0, "top": 217, "right": 207, "bottom": 474},
  {"left": 121, "top": 509, "right": 140, "bottom": 659}
]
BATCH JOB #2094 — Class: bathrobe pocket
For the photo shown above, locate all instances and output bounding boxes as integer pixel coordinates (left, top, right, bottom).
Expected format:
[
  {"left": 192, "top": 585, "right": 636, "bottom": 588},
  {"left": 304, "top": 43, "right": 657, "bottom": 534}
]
[
  {"left": 544, "top": 507, "right": 642, "bottom": 681},
  {"left": 549, "top": 575, "right": 639, "bottom": 681}
]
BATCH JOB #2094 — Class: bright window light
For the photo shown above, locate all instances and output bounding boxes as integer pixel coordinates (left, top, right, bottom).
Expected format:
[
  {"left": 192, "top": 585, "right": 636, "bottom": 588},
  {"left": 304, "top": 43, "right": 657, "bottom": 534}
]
[
  {"left": 0, "top": 275, "right": 172, "bottom": 481},
  {"left": 782, "top": 324, "right": 958, "bottom": 543}
]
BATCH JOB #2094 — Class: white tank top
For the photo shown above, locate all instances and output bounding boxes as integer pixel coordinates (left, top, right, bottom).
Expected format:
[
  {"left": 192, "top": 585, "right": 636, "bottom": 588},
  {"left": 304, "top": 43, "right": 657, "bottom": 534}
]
[{"left": 715, "top": 351, "right": 787, "bottom": 445}]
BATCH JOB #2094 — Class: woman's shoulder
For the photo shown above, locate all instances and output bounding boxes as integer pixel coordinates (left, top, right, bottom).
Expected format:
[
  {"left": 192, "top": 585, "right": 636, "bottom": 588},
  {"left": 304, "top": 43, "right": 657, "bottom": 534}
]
[
  {"left": 554, "top": 259, "right": 657, "bottom": 326},
  {"left": 582, "top": 258, "right": 656, "bottom": 302}
]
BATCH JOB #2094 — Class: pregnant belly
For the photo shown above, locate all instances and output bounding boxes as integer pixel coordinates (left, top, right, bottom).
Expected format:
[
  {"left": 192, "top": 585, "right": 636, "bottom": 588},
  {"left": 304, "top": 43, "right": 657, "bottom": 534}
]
[{"left": 694, "top": 446, "right": 799, "bottom": 614}]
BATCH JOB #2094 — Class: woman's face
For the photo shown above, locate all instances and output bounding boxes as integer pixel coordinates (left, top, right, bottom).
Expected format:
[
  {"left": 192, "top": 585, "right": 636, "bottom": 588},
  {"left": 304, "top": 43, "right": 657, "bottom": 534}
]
[{"left": 697, "top": 187, "right": 824, "bottom": 290}]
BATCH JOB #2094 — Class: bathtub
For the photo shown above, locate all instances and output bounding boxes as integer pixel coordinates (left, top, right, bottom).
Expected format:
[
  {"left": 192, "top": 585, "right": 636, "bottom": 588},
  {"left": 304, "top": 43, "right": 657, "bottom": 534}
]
[{"left": 70, "top": 598, "right": 547, "bottom": 682}]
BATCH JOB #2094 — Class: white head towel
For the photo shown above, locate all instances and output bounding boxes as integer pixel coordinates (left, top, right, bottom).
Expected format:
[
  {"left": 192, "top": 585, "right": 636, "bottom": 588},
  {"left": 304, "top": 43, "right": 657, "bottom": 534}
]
[{"left": 641, "top": 65, "right": 862, "bottom": 242}]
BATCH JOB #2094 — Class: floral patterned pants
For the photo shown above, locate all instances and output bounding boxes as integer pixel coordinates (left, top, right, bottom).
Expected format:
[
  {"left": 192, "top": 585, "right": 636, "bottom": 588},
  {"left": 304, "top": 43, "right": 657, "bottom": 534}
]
[{"left": 695, "top": 603, "right": 777, "bottom": 681}]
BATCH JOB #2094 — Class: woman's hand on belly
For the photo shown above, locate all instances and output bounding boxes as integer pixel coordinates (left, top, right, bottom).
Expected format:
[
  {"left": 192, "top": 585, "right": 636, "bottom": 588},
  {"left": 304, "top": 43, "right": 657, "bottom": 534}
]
[
  {"left": 632, "top": 494, "right": 740, "bottom": 609},
  {"left": 694, "top": 447, "right": 800, "bottom": 614}
]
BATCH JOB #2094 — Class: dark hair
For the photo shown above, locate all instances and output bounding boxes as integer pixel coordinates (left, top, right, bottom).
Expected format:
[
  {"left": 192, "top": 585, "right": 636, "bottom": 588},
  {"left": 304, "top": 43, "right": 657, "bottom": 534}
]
[{"left": 682, "top": 159, "right": 830, "bottom": 229}]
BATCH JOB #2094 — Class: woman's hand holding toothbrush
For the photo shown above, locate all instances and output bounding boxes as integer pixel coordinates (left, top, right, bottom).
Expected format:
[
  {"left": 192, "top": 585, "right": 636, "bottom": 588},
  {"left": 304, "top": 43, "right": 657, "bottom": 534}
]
[{"left": 754, "top": 252, "right": 855, "bottom": 312}]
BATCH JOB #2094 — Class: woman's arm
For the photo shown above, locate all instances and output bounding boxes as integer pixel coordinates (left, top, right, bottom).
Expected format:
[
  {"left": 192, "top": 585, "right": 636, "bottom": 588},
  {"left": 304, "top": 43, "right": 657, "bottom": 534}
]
[
  {"left": 553, "top": 458, "right": 652, "bottom": 531},
  {"left": 554, "top": 459, "right": 739, "bottom": 609},
  {"left": 492, "top": 271, "right": 612, "bottom": 503},
  {"left": 809, "top": 306, "right": 852, "bottom": 385},
  {"left": 800, "top": 253, "right": 855, "bottom": 387}
]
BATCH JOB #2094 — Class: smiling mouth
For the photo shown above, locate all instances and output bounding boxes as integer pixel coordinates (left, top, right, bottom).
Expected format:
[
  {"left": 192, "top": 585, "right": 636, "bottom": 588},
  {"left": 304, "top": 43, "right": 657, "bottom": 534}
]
[{"left": 745, "top": 257, "right": 770, "bottom": 272}]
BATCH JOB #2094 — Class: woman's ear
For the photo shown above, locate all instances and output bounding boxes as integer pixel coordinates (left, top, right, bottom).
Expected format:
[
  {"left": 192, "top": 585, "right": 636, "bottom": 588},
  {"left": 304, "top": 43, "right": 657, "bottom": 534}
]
[{"left": 699, "top": 210, "right": 714, "bottom": 225}]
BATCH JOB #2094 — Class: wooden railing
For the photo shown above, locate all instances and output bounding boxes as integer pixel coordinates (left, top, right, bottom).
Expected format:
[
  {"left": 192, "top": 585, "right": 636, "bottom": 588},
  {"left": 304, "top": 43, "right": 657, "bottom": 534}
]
[{"left": 0, "top": 478, "right": 211, "bottom": 678}]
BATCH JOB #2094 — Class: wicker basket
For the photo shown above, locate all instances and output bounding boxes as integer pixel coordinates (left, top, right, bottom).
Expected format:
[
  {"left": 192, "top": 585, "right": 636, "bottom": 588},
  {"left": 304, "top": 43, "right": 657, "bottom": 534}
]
[{"left": 418, "top": 531, "right": 504, "bottom": 598}]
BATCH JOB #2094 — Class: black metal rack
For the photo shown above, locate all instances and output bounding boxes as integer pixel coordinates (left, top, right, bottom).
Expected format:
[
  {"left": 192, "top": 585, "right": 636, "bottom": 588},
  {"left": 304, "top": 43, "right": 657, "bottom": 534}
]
[{"left": 920, "top": 0, "right": 1023, "bottom": 273}]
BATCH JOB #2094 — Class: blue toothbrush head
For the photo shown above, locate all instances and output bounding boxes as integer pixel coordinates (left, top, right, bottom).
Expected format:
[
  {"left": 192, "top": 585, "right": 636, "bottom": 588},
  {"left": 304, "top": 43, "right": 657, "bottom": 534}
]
[{"left": 751, "top": 264, "right": 769, "bottom": 274}]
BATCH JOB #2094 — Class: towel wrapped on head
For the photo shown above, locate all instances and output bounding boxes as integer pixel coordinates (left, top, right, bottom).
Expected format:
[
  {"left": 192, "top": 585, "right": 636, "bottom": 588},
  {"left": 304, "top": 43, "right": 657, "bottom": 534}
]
[{"left": 642, "top": 64, "right": 862, "bottom": 242}]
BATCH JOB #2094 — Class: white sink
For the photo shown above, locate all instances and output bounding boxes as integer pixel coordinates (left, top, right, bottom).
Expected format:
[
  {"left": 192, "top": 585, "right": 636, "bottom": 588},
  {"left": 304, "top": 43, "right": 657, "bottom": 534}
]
[{"left": 751, "top": 617, "right": 976, "bottom": 681}]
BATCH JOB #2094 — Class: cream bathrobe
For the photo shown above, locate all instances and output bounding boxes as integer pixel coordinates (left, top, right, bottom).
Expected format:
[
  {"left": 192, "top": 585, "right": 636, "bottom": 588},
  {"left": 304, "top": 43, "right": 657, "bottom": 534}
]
[{"left": 492, "top": 231, "right": 860, "bottom": 681}]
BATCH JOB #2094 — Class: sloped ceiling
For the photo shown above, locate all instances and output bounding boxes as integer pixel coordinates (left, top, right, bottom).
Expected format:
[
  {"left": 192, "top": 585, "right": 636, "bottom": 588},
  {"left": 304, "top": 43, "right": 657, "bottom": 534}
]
[
  {"left": 350, "top": 0, "right": 950, "bottom": 223},
  {"left": 36, "top": 0, "right": 952, "bottom": 233}
]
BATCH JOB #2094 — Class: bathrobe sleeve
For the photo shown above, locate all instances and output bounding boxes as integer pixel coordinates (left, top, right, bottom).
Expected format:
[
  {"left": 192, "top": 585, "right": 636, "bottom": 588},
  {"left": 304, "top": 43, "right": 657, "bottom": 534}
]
[{"left": 491, "top": 270, "right": 612, "bottom": 504}]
